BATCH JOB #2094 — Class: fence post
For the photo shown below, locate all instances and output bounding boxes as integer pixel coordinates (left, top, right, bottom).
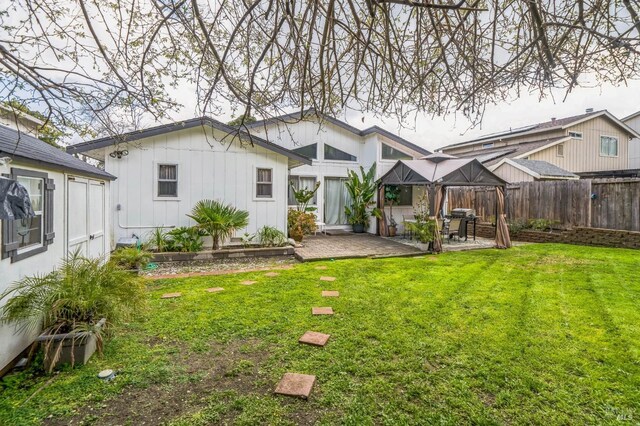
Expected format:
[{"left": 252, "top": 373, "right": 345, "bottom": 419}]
[{"left": 587, "top": 179, "right": 592, "bottom": 228}]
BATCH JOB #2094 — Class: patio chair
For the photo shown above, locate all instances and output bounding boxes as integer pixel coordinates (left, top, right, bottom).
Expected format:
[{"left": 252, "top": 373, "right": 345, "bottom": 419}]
[
  {"left": 448, "top": 218, "right": 463, "bottom": 241},
  {"left": 402, "top": 215, "right": 417, "bottom": 239},
  {"left": 440, "top": 219, "right": 450, "bottom": 243}
]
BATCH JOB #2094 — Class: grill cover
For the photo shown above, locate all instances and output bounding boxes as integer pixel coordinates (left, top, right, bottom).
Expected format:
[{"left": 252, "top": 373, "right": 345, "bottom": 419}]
[{"left": 0, "top": 177, "right": 35, "bottom": 220}]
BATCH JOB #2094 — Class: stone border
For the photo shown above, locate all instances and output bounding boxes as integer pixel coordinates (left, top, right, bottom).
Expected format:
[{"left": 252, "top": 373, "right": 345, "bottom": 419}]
[{"left": 151, "top": 246, "right": 295, "bottom": 263}]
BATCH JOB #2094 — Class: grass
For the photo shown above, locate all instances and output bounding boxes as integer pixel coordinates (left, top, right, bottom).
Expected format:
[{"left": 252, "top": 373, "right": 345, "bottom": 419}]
[{"left": 1, "top": 244, "right": 639, "bottom": 425}]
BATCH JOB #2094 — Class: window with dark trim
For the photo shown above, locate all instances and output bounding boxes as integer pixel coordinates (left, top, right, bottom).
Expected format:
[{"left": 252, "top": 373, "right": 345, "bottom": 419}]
[
  {"left": 157, "top": 164, "right": 178, "bottom": 197},
  {"left": 2, "top": 168, "right": 55, "bottom": 262},
  {"left": 292, "top": 143, "right": 317, "bottom": 160},
  {"left": 396, "top": 185, "right": 413, "bottom": 206},
  {"left": 324, "top": 144, "right": 357, "bottom": 161},
  {"left": 256, "top": 168, "right": 273, "bottom": 198},
  {"left": 381, "top": 143, "right": 412, "bottom": 160}
]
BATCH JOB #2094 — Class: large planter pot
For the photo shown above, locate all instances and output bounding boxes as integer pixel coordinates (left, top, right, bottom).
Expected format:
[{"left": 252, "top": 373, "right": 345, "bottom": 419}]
[
  {"left": 352, "top": 224, "right": 365, "bottom": 233},
  {"left": 38, "top": 318, "right": 106, "bottom": 371},
  {"left": 388, "top": 226, "right": 397, "bottom": 237}
]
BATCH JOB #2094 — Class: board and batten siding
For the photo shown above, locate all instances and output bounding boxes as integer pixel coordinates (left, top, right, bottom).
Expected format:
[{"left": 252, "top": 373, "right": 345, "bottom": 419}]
[
  {"left": 624, "top": 114, "right": 640, "bottom": 168},
  {"left": 493, "top": 162, "right": 535, "bottom": 183},
  {"left": 104, "top": 126, "right": 289, "bottom": 245},
  {"left": 442, "top": 129, "right": 567, "bottom": 156},
  {"left": 529, "top": 116, "right": 630, "bottom": 173},
  {"left": 0, "top": 161, "right": 111, "bottom": 372}
]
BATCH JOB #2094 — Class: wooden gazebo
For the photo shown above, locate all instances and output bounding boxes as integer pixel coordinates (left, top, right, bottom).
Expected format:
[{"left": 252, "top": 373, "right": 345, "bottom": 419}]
[{"left": 377, "top": 153, "right": 511, "bottom": 252}]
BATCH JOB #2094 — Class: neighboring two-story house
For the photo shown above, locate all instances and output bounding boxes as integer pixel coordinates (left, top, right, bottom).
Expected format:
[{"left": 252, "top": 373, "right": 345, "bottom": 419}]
[
  {"left": 245, "top": 110, "right": 430, "bottom": 232},
  {"left": 622, "top": 111, "right": 640, "bottom": 170},
  {"left": 440, "top": 109, "right": 640, "bottom": 182}
]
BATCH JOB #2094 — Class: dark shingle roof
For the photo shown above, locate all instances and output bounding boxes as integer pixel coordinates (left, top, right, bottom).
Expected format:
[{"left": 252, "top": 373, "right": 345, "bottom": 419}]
[
  {"left": 67, "top": 117, "right": 312, "bottom": 165},
  {"left": 0, "top": 125, "right": 115, "bottom": 180},
  {"left": 245, "top": 109, "right": 431, "bottom": 156},
  {"left": 457, "top": 136, "right": 569, "bottom": 166},
  {"left": 510, "top": 159, "right": 577, "bottom": 178}
]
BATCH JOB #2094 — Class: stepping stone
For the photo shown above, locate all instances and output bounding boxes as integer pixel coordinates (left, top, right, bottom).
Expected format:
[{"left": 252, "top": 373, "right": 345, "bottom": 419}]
[
  {"left": 274, "top": 373, "right": 316, "bottom": 399},
  {"left": 322, "top": 290, "right": 339, "bottom": 297},
  {"left": 206, "top": 287, "right": 224, "bottom": 293},
  {"left": 161, "top": 292, "right": 181, "bottom": 299},
  {"left": 241, "top": 280, "right": 257, "bottom": 286},
  {"left": 312, "top": 307, "right": 334, "bottom": 315},
  {"left": 319, "top": 276, "right": 336, "bottom": 282},
  {"left": 315, "top": 266, "right": 328, "bottom": 270},
  {"left": 298, "top": 331, "right": 330, "bottom": 347},
  {"left": 265, "top": 272, "right": 280, "bottom": 277}
]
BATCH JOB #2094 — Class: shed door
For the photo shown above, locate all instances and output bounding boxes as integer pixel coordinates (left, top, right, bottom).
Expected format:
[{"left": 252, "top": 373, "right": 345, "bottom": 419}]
[{"left": 67, "top": 177, "right": 106, "bottom": 258}]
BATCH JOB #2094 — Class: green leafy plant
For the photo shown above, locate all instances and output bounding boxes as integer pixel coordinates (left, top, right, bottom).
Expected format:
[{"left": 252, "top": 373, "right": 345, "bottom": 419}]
[
  {"left": 240, "top": 232, "right": 256, "bottom": 248},
  {"left": 257, "top": 226, "right": 287, "bottom": 247},
  {"left": 384, "top": 185, "right": 402, "bottom": 228},
  {"left": 408, "top": 220, "right": 436, "bottom": 243},
  {"left": 290, "top": 180, "right": 321, "bottom": 212},
  {"left": 188, "top": 200, "right": 250, "bottom": 250},
  {"left": 109, "top": 247, "right": 153, "bottom": 271},
  {"left": 508, "top": 218, "right": 528, "bottom": 234},
  {"left": 167, "top": 226, "right": 205, "bottom": 252},
  {"left": 287, "top": 209, "right": 317, "bottom": 241},
  {"left": 0, "top": 251, "right": 146, "bottom": 372},
  {"left": 344, "top": 163, "right": 381, "bottom": 229},
  {"left": 147, "top": 228, "right": 172, "bottom": 252},
  {"left": 528, "top": 218, "right": 558, "bottom": 232}
]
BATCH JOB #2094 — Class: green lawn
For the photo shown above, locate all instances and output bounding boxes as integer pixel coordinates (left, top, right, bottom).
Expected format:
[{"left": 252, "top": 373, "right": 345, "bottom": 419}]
[{"left": 1, "top": 244, "right": 639, "bottom": 425}]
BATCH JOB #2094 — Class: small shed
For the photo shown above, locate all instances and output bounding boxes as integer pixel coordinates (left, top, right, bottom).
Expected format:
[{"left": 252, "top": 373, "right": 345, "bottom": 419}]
[{"left": 378, "top": 154, "right": 511, "bottom": 252}]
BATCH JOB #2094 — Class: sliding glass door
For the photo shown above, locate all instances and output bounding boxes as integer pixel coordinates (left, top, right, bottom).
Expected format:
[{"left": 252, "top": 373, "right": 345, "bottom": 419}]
[{"left": 324, "top": 177, "right": 351, "bottom": 225}]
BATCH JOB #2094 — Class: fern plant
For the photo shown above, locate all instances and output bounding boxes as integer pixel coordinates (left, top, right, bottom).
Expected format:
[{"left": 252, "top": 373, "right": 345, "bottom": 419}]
[
  {"left": 188, "top": 200, "right": 249, "bottom": 250},
  {"left": 257, "top": 226, "right": 287, "bottom": 247}
]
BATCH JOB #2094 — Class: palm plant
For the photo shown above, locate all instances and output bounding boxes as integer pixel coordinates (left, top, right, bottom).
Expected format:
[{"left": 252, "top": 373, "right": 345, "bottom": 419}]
[
  {"left": 188, "top": 200, "right": 250, "bottom": 250},
  {"left": 0, "top": 250, "right": 146, "bottom": 371},
  {"left": 344, "top": 163, "right": 381, "bottom": 231}
]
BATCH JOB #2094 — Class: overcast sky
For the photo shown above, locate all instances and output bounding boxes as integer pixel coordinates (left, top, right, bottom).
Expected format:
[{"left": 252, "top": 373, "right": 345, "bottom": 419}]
[{"left": 166, "top": 79, "right": 640, "bottom": 153}]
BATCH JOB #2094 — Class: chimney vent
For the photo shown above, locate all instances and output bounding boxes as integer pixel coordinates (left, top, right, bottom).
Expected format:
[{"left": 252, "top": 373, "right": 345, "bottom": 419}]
[
  {"left": 586, "top": 108, "right": 594, "bottom": 113},
  {"left": 551, "top": 117, "right": 556, "bottom": 123}
]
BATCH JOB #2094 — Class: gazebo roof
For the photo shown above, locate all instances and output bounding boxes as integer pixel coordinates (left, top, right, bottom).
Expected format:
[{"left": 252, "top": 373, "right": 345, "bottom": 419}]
[{"left": 378, "top": 156, "right": 506, "bottom": 187}]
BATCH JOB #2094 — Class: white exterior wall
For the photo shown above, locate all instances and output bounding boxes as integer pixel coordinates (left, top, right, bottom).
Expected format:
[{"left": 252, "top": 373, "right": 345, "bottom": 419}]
[
  {"left": 103, "top": 127, "right": 290, "bottom": 246},
  {"left": 0, "top": 161, "right": 110, "bottom": 372},
  {"left": 250, "top": 119, "right": 425, "bottom": 233},
  {"left": 624, "top": 114, "right": 640, "bottom": 169}
]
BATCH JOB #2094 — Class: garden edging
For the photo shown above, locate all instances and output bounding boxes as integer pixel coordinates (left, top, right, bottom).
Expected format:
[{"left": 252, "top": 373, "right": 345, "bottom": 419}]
[{"left": 151, "top": 246, "right": 295, "bottom": 262}]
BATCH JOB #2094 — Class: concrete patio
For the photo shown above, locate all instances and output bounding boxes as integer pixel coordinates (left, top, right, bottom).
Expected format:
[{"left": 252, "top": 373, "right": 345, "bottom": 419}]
[{"left": 294, "top": 234, "right": 424, "bottom": 261}]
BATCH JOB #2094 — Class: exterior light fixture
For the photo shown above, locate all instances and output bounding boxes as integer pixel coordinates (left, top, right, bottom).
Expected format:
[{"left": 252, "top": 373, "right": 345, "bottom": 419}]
[{"left": 109, "top": 149, "right": 129, "bottom": 159}]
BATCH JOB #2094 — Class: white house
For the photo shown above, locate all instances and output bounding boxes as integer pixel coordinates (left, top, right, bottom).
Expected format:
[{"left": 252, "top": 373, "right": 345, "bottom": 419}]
[
  {"left": 0, "top": 123, "right": 114, "bottom": 375},
  {"left": 244, "top": 110, "right": 431, "bottom": 232},
  {"left": 67, "top": 117, "right": 312, "bottom": 246}
]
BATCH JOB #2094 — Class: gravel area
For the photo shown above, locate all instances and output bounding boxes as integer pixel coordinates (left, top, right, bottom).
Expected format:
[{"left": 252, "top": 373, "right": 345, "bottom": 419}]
[{"left": 143, "top": 256, "right": 297, "bottom": 277}]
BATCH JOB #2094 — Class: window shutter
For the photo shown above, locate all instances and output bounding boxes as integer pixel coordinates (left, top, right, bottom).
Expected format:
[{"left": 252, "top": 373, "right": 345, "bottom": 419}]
[
  {"left": 43, "top": 178, "right": 55, "bottom": 245},
  {"left": 1, "top": 217, "right": 18, "bottom": 259}
]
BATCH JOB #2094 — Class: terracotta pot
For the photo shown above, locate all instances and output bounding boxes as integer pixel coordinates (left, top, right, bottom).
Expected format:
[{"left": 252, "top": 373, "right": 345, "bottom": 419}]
[{"left": 388, "top": 226, "right": 397, "bottom": 237}]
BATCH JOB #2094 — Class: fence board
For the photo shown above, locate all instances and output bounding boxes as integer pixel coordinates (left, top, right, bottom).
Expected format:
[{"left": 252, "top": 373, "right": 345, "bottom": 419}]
[{"left": 447, "top": 179, "right": 640, "bottom": 231}]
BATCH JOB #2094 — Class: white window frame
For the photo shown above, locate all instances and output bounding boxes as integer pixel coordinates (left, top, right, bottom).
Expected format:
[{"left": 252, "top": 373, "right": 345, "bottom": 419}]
[
  {"left": 154, "top": 163, "right": 180, "bottom": 201},
  {"left": 556, "top": 143, "right": 564, "bottom": 157},
  {"left": 481, "top": 142, "right": 494, "bottom": 149},
  {"left": 15, "top": 175, "right": 45, "bottom": 255},
  {"left": 599, "top": 135, "right": 619, "bottom": 158},
  {"left": 380, "top": 142, "right": 412, "bottom": 161},
  {"left": 255, "top": 167, "right": 274, "bottom": 201},
  {"left": 568, "top": 131, "right": 583, "bottom": 139}
]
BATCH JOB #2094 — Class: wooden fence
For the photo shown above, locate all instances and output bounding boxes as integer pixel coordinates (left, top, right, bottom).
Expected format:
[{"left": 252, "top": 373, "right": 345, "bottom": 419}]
[{"left": 447, "top": 178, "right": 640, "bottom": 232}]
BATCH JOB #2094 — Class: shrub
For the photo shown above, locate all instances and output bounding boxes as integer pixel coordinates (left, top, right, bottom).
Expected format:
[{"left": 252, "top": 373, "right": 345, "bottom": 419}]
[
  {"left": 0, "top": 251, "right": 147, "bottom": 372},
  {"left": 167, "top": 226, "right": 205, "bottom": 252},
  {"left": 508, "top": 218, "right": 529, "bottom": 234},
  {"left": 287, "top": 209, "right": 317, "bottom": 240},
  {"left": 344, "top": 164, "right": 381, "bottom": 227},
  {"left": 110, "top": 247, "right": 153, "bottom": 271},
  {"left": 188, "top": 200, "right": 250, "bottom": 250},
  {"left": 408, "top": 219, "right": 436, "bottom": 243},
  {"left": 147, "top": 228, "right": 171, "bottom": 252},
  {"left": 528, "top": 218, "right": 558, "bottom": 232},
  {"left": 257, "top": 226, "right": 287, "bottom": 247}
]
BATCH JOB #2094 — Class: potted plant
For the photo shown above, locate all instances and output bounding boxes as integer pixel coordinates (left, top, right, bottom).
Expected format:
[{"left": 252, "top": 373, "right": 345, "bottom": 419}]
[
  {"left": 0, "top": 251, "right": 146, "bottom": 372},
  {"left": 188, "top": 200, "right": 250, "bottom": 250},
  {"left": 344, "top": 164, "right": 381, "bottom": 233},
  {"left": 287, "top": 209, "right": 317, "bottom": 242},
  {"left": 384, "top": 185, "right": 401, "bottom": 237}
]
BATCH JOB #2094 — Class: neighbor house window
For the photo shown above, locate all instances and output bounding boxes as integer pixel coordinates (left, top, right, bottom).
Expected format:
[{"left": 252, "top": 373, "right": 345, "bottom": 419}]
[
  {"left": 556, "top": 144, "right": 564, "bottom": 157},
  {"left": 288, "top": 176, "right": 317, "bottom": 205},
  {"left": 324, "top": 144, "right": 357, "bottom": 161},
  {"left": 482, "top": 143, "right": 494, "bottom": 149},
  {"left": 2, "top": 168, "right": 55, "bottom": 262},
  {"left": 381, "top": 143, "right": 412, "bottom": 160},
  {"left": 157, "top": 164, "right": 178, "bottom": 197},
  {"left": 569, "top": 131, "right": 583, "bottom": 139},
  {"left": 256, "top": 168, "right": 273, "bottom": 198},
  {"left": 600, "top": 136, "right": 618, "bottom": 157}
]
